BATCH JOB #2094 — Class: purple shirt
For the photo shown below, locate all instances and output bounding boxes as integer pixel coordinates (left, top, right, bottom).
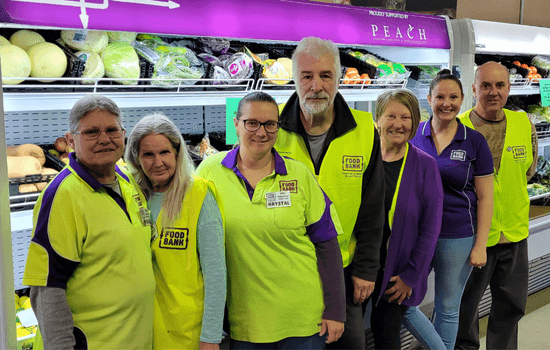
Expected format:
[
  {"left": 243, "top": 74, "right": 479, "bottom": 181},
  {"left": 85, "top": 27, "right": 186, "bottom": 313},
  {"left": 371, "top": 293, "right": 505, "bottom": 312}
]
[
  {"left": 378, "top": 144, "right": 443, "bottom": 306},
  {"left": 410, "top": 119, "right": 493, "bottom": 239}
]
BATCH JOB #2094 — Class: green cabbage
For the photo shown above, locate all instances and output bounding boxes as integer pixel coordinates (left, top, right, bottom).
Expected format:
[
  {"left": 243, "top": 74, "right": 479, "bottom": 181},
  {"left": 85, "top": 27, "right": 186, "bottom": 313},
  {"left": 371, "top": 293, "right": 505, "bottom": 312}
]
[
  {"left": 100, "top": 42, "right": 140, "bottom": 85},
  {"left": 107, "top": 31, "right": 137, "bottom": 44},
  {"left": 61, "top": 30, "right": 108, "bottom": 53}
]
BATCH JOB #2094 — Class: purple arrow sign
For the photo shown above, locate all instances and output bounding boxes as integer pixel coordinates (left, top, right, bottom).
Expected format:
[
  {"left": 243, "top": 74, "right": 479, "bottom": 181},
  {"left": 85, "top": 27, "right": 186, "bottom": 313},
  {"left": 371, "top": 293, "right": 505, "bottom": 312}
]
[{"left": 0, "top": 0, "right": 450, "bottom": 49}]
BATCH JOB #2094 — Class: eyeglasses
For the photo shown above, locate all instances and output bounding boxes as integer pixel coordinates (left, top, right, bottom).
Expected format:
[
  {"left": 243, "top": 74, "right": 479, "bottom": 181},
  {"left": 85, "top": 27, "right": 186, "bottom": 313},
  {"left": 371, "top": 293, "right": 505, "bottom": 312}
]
[
  {"left": 74, "top": 127, "right": 125, "bottom": 141},
  {"left": 241, "top": 119, "right": 280, "bottom": 133}
]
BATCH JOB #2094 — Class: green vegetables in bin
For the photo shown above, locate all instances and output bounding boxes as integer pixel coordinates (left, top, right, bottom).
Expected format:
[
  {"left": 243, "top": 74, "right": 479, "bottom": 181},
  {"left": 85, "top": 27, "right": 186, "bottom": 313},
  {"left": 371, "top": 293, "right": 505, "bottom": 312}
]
[
  {"left": 107, "top": 31, "right": 137, "bottom": 44},
  {"left": 527, "top": 183, "right": 550, "bottom": 197},
  {"left": 153, "top": 53, "right": 203, "bottom": 86},
  {"left": 133, "top": 37, "right": 205, "bottom": 85},
  {"left": 100, "top": 42, "right": 141, "bottom": 85}
]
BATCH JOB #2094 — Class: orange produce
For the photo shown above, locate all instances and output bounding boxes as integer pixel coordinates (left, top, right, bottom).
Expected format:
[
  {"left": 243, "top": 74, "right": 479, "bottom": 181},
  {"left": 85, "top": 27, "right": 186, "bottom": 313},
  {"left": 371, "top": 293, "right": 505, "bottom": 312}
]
[
  {"left": 360, "top": 73, "right": 371, "bottom": 84},
  {"left": 521, "top": 63, "right": 529, "bottom": 69},
  {"left": 344, "top": 67, "right": 360, "bottom": 84},
  {"left": 529, "top": 66, "right": 537, "bottom": 74},
  {"left": 513, "top": 61, "right": 521, "bottom": 66}
]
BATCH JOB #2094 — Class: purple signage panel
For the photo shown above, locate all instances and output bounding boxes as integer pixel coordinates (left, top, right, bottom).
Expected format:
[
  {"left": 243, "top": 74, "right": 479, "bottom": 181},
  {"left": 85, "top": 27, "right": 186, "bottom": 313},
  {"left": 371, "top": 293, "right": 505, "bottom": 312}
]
[{"left": 0, "top": 0, "right": 450, "bottom": 49}]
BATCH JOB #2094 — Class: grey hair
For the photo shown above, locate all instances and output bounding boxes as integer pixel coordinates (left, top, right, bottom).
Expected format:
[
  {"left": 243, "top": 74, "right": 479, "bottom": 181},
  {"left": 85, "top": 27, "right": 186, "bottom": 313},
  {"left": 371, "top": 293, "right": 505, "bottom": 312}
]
[
  {"left": 69, "top": 94, "right": 123, "bottom": 133},
  {"left": 375, "top": 89, "right": 421, "bottom": 140},
  {"left": 292, "top": 37, "right": 341, "bottom": 84},
  {"left": 125, "top": 114, "right": 195, "bottom": 225}
]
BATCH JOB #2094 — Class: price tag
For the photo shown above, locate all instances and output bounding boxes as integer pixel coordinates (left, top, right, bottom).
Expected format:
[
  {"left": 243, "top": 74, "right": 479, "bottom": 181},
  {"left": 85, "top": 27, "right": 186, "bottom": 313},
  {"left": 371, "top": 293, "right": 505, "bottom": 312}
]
[
  {"left": 72, "top": 29, "right": 88, "bottom": 43},
  {"left": 17, "top": 309, "right": 38, "bottom": 328},
  {"left": 266, "top": 191, "right": 291, "bottom": 208},
  {"left": 540, "top": 79, "right": 550, "bottom": 107}
]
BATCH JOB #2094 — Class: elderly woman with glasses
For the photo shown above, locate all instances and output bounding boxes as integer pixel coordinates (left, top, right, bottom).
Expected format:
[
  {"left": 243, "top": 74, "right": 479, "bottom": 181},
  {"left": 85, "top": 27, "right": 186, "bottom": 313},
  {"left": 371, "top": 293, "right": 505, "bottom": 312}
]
[
  {"left": 23, "top": 94, "right": 156, "bottom": 349},
  {"left": 125, "top": 114, "right": 226, "bottom": 350},
  {"left": 196, "top": 91, "right": 346, "bottom": 350}
]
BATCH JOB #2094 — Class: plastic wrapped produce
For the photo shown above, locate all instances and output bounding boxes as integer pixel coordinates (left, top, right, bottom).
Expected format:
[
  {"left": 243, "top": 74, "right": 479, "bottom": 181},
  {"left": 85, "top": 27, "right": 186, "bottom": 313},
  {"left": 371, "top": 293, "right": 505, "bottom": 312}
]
[
  {"left": 61, "top": 30, "right": 109, "bottom": 53},
  {"left": 198, "top": 53, "right": 223, "bottom": 67},
  {"left": 198, "top": 37, "right": 230, "bottom": 55},
  {"left": 152, "top": 52, "right": 203, "bottom": 86},
  {"left": 223, "top": 52, "right": 254, "bottom": 82},
  {"left": 533, "top": 56, "right": 550, "bottom": 69},
  {"left": 211, "top": 65, "right": 231, "bottom": 85},
  {"left": 262, "top": 57, "right": 293, "bottom": 85}
]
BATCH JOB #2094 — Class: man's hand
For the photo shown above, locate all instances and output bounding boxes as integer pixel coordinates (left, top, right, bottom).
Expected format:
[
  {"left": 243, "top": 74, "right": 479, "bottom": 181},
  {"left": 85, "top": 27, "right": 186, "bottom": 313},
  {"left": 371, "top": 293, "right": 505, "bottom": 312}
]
[
  {"left": 351, "top": 276, "right": 375, "bottom": 304},
  {"left": 199, "top": 341, "right": 220, "bottom": 350},
  {"left": 319, "top": 319, "right": 345, "bottom": 344},
  {"left": 384, "top": 276, "right": 412, "bottom": 304}
]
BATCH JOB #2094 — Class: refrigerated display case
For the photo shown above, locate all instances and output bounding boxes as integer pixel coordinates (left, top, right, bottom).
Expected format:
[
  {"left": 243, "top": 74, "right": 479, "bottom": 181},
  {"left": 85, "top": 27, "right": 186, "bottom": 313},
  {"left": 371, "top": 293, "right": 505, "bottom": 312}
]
[
  {"left": 0, "top": 1, "right": 455, "bottom": 348},
  {"left": 450, "top": 18, "right": 550, "bottom": 319}
]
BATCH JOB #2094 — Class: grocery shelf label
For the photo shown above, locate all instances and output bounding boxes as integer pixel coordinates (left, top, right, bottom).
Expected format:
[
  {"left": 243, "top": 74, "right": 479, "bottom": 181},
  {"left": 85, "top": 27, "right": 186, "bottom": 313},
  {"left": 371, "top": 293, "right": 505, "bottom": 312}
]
[
  {"left": 226, "top": 97, "right": 240, "bottom": 145},
  {"left": 541, "top": 79, "right": 550, "bottom": 107},
  {"left": 1, "top": 0, "right": 450, "bottom": 49}
]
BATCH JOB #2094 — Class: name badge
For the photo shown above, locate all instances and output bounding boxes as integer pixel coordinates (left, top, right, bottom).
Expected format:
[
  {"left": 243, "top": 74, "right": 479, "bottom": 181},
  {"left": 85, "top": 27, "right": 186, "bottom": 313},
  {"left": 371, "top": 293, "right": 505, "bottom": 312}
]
[
  {"left": 140, "top": 207, "right": 151, "bottom": 227},
  {"left": 266, "top": 191, "right": 291, "bottom": 208}
]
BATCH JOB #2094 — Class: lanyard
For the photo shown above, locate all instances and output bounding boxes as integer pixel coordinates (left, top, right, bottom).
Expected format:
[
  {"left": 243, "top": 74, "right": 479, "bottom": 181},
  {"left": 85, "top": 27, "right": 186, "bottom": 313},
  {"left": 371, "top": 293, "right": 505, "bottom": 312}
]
[{"left": 388, "top": 143, "right": 409, "bottom": 230}]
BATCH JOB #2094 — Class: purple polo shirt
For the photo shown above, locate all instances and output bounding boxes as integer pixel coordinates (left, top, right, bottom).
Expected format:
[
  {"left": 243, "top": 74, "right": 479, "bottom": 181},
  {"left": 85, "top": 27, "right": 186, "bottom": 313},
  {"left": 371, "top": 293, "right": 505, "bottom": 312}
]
[{"left": 410, "top": 119, "right": 493, "bottom": 238}]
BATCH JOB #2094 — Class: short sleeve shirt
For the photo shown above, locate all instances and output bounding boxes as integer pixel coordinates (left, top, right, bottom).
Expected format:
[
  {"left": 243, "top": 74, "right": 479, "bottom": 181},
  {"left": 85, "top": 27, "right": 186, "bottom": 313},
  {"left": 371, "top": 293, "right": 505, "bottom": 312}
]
[
  {"left": 196, "top": 148, "right": 341, "bottom": 342},
  {"left": 23, "top": 153, "right": 155, "bottom": 349},
  {"left": 411, "top": 119, "right": 493, "bottom": 238}
]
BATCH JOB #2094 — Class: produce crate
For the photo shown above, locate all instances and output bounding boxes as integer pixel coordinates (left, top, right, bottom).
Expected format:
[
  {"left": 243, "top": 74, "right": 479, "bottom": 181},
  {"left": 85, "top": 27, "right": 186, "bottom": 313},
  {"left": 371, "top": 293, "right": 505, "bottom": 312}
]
[
  {"left": 341, "top": 48, "right": 411, "bottom": 87},
  {"left": 40, "top": 144, "right": 68, "bottom": 170},
  {"left": 339, "top": 49, "right": 378, "bottom": 86},
  {"left": 475, "top": 54, "right": 531, "bottom": 77}
]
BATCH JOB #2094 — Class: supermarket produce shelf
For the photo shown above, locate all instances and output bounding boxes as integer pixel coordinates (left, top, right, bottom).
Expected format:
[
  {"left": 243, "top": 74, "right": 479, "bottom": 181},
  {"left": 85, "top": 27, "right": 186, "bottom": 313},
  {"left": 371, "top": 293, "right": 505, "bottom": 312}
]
[
  {"left": 2, "top": 77, "right": 256, "bottom": 111},
  {"left": 256, "top": 78, "right": 409, "bottom": 104},
  {"left": 3, "top": 76, "right": 411, "bottom": 111},
  {"left": 530, "top": 192, "right": 550, "bottom": 201}
]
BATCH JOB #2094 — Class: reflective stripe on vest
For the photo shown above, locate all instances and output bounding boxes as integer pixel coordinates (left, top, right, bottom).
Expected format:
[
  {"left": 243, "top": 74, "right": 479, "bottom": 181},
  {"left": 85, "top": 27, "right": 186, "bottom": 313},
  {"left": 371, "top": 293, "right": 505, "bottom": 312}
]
[
  {"left": 275, "top": 105, "right": 375, "bottom": 267},
  {"left": 459, "top": 108, "right": 532, "bottom": 246}
]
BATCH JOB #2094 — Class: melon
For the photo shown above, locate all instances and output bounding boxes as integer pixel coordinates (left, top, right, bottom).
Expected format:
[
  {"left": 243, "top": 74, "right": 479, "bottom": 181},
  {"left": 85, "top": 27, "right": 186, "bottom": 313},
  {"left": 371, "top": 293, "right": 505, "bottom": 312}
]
[
  {"left": 0, "top": 45, "right": 31, "bottom": 84},
  {"left": 9, "top": 30, "right": 46, "bottom": 51},
  {"left": 0, "top": 35, "right": 10, "bottom": 46},
  {"left": 61, "top": 30, "right": 109, "bottom": 53},
  {"left": 26, "top": 42, "right": 67, "bottom": 82}
]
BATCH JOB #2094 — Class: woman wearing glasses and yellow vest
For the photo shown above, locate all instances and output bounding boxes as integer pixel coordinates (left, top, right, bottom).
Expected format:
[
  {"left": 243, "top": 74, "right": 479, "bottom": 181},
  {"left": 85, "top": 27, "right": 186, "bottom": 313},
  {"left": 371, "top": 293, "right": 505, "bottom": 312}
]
[
  {"left": 125, "top": 114, "right": 226, "bottom": 350},
  {"left": 197, "top": 91, "right": 346, "bottom": 349},
  {"left": 369, "top": 89, "right": 444, "bottom": 350}
]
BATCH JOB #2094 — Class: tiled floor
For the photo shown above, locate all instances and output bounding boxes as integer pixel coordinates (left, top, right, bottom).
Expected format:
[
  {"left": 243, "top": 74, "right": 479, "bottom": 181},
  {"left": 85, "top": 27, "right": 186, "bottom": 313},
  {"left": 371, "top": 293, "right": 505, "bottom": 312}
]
[{"left": 478, "top": 287, "right": 550, "bottom": 350}]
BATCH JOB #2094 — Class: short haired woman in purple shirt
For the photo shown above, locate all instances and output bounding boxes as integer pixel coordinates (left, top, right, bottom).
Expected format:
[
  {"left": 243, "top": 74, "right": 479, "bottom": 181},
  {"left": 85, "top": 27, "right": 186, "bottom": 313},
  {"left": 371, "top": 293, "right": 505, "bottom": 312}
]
[
  {"left": 404, "top": 70, "right": 494, "bottom": 350},
  {"left": 370, "top": 89, "right": 444, "bottom": 350}
]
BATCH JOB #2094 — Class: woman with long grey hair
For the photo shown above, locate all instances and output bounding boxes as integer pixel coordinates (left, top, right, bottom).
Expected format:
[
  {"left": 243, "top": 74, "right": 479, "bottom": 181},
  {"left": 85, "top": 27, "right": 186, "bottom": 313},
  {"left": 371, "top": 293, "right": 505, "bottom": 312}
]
[{"left": 125, "top": 114, "right": 226, "bottom": 350}]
